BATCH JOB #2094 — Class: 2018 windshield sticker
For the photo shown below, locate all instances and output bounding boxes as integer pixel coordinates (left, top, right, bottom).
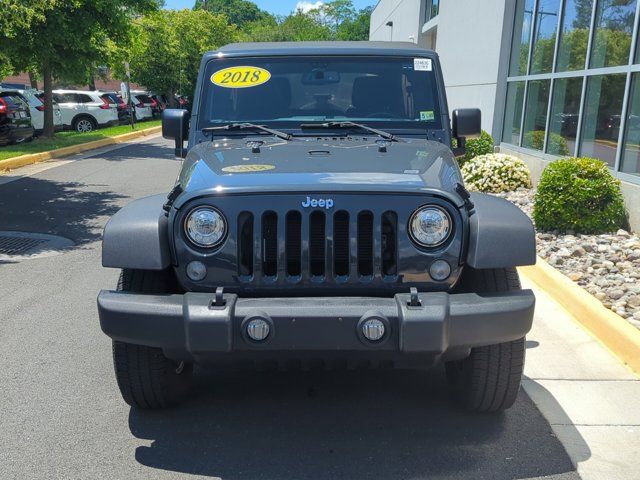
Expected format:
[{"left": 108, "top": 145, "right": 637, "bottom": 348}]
[
  {"left": 420, "top": 110, "right": 435, "bottom": 121},
  {"left": 222, "top": 164, "right": 275, "bottom": 173},
  {"left": 211, "top": 66, "right": 271, "bottom": 88},
  {"left": 414, "top": 58, "right": 432, "bottom": 71}
]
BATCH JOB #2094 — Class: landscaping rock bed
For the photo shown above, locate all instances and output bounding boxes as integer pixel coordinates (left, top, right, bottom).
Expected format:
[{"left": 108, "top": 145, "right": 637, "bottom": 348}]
[{"left": 494, "top": 188, "right": 640, "bottom": 328}]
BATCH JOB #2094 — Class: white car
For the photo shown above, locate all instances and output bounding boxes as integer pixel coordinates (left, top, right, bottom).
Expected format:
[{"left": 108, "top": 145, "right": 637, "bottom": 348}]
[
  {"left": 52, "top": 89, "right": 119, "bottom": 133},
  {"left": 130, "top": 93, "right": 153, "bottom": 121},
  {"left": 0, "top": 88, "right": 63, "bottom": 135}
]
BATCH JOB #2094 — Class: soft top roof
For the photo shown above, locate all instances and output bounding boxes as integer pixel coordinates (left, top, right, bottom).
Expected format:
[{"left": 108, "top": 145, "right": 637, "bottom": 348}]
[{"left": 209, "top": 41, "right": 436, "bottom": 59}]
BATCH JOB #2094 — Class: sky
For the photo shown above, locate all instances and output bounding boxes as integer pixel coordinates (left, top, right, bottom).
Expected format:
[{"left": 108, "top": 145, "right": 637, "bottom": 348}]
[{"left": 163, "top": 0, "right": 378, "bottom": 16}]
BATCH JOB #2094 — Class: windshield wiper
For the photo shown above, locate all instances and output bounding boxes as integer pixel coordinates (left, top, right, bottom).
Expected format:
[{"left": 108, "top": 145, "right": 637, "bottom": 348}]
[
  {"left": 202, "top": 123, "right": 291, "bottom": 141},
  {"left": 300, "top": 121, "right": 401, "bottom": 142}
]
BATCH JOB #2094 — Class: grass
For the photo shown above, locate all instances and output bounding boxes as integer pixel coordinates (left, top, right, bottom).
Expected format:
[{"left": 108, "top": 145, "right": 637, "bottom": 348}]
[{"left": 0, "top": 119, "right": 161, "bottom": 161}]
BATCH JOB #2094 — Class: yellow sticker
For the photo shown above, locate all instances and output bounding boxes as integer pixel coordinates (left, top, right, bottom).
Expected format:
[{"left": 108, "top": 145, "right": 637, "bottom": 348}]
[
  {"left": 211, "top": 66, "right": 271, "bottom": 88},
  {"left": 222, "top": 164, "right": 275, "bottom": 173}
]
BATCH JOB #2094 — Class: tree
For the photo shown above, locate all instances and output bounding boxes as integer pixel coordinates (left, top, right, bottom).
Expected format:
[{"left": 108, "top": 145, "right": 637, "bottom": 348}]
[
  {"left": 0, "top": 0, "right": 160, "bottom": 137},
  {"left": 336, "top": 5, "right": 372, "bottom": 40},
  {"left": 112, "top": 9, "right": 238, "bottom": 105},
  {"left": 194, "top": 0, "right": 271, "bottom": 28},
  {"left": 242, "top": 12, "right": 333, "bottom": 42},
  {"left": 241, "top": 0, "right": 370, "bottom": 42},
  {"left": 311, "top": 0, "right": 356, "bottom": 30}
]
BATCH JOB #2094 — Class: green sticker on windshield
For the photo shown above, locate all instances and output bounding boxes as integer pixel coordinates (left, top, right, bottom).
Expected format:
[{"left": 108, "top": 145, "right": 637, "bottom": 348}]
[{"left": 420, "top": 111, "right": 435, "bottom": 121}]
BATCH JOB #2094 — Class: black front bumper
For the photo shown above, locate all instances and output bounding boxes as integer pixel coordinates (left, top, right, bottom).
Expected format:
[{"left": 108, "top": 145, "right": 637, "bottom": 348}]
[{"left": 98, "top": 290, "right": 535, "bottom": 364}]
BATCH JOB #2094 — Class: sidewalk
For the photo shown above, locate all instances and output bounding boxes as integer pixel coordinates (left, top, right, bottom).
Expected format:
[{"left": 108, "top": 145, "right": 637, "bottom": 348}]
[{"left": 521, "top": 275, "right": 640, "bottom": 480}]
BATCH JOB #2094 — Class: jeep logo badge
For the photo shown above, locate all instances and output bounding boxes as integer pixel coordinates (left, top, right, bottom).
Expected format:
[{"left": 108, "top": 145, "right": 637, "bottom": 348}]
[{"left": 301, "top": 196, "right": 334, "bottom": 209}]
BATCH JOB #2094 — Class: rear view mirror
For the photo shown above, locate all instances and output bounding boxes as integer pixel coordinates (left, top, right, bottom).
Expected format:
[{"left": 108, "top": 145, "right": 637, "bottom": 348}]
[
  {"left": 452, "top": 108, "right": 481, "bottom": 157},
  {"left": 162, "top": 109, "right": 190, "bottom": 158},
  {"left": 302, "top": 69, "right": 341, "bottom": 85}
]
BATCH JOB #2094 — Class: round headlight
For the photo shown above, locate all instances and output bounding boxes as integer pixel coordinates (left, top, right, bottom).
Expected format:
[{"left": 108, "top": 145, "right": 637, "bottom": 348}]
[
  {"left": 409, "top": 206, "right": 452, "bottom": 247},
  {"left": 185, "top": 207, "right": 226, "bottom": 248}
]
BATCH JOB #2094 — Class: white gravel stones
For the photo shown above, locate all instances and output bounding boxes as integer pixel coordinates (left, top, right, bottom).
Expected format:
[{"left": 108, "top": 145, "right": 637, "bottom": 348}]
[{"left": 494, "top": 188, "right": 640, "bottom": 329}]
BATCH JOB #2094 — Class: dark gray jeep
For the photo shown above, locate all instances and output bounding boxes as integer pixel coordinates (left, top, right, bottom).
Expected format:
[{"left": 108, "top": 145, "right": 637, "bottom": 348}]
[{"left": 98, "top": 42, "right": 536, "bottom": 412}]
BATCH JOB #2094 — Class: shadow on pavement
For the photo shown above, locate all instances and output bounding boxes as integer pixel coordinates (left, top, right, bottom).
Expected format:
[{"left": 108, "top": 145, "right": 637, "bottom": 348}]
[
  {"left": 129, "top": 368, "right": 580, "bottom": 480},
  {"left": 88, "top": 141, "right": 180, "bottom": 162},
  {"left": 0, "top": 176, "right": 125, "bottom": 246}
]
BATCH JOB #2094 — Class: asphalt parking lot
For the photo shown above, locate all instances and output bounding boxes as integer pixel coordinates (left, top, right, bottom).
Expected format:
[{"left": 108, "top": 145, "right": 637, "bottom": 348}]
[{"left": 0, "top": 136, "right": 580, "bottom": 479}]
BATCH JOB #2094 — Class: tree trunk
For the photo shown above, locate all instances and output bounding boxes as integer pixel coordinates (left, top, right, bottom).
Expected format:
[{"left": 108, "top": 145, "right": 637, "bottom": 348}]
[
  {"left": 42, "top": 65, "right": 55, "bottom": 138},
  {"left": 168, "top": 89, "right": 177, "bottom": 108},
  {"left": 28, "top": 71, "right": 38, "bottom": 89},
  {"left": 88, "top": 74, "right": 96, "bottom": 91}
]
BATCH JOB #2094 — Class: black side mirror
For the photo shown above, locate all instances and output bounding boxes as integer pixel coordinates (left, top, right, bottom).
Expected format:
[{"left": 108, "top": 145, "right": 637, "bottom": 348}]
[
  {"left": 452, "top": 108, "right": 481, "bottom": 157},
  {"left": 162, "top": 108, "right": 190, "bottom": 158}
]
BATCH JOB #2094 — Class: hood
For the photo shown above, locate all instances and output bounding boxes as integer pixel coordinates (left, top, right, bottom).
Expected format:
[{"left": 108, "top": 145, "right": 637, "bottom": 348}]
[{"left": 177, "top": 135, "right": 463, "bottom": 200}]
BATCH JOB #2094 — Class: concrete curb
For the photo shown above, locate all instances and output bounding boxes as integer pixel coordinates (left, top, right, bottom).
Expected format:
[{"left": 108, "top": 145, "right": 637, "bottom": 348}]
[
  {"left": 519, "top": 256, "right": 640, "bottom": 375},
  {"left": 0, "top": 125, "right": 161, "bottom": 172}
]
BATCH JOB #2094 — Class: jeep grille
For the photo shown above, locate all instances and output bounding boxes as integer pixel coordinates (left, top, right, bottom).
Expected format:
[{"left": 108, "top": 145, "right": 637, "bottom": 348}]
[{"left": 236, "top": 209, "right": 398, "bottom": 283}]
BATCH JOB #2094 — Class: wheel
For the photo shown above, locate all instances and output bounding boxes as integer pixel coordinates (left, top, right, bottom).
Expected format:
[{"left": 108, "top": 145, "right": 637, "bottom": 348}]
[
  {"left": 73, "top": 116, "right": 96, "bottom": 133},
  {"left": 111, "top": 269, "right": 192, "bottom": 409},
  {"left": 446, "top": 267, "right": 526, "bottom": 413}
]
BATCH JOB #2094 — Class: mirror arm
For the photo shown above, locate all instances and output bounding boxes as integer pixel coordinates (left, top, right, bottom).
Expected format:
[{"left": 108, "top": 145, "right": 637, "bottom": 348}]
[
  {"left": 452, "top": 136, "right": 466, "bottom": 158},
  {"left": 174, "top": 138, "right": 184, "bottom": 158}
]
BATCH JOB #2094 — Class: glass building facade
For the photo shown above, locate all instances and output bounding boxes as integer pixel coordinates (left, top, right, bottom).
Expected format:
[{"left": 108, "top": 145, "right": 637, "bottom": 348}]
[{"left": 503, "top": 0, "right": 640, "bottom": 181}]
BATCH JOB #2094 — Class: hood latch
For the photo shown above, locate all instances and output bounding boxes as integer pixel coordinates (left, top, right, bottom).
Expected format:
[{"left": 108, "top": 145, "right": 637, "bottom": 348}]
[{"left": 455, "top": 183, "right": 475, "bottom": 215}]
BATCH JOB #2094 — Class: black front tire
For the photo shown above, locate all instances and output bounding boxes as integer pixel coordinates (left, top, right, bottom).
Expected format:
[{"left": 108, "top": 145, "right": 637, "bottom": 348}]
[
  {"left": 111, "top": 269, "right": 192, "bottom": 409},
  {"left": 446, "top": 268, "right": 526, "bottom": 413}
]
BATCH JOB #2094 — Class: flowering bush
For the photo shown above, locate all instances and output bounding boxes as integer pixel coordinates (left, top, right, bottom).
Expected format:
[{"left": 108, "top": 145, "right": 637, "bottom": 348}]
[{"left": 461, "top": 153, "right": 532, "bottom": 193}]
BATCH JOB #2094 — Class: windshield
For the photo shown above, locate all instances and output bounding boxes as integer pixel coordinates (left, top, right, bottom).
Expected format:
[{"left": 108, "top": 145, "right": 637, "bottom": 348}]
[{"left": 198, "top": 56, "right": 442, "bottom": 132}]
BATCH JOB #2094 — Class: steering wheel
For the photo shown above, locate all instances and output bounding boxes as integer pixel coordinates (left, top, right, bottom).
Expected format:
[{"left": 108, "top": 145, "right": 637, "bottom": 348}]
[{"left": 365, "top": 111, "right": 403, "bottom": 119}]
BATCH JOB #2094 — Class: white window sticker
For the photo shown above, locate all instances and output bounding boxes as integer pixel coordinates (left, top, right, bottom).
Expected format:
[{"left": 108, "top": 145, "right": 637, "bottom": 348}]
[{"left": 414, "top": 58, "right": 432, "bottom": 71}]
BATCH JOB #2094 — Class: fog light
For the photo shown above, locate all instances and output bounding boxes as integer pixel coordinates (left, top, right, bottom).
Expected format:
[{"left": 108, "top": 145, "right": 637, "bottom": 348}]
[
  {"left": 247, "top": 318, "right": 270, "bottom": 341},
  {"left": 186, "top": 261, "right": 207, "bottom": 281},
  {"left": 361, "top": 318, "right": 385, "bottom": 341},
  {"left": 430, "top": 259, "right": 451, "bottom": 281}
]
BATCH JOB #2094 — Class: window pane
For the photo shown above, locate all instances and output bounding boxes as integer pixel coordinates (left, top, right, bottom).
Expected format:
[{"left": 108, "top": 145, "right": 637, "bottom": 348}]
[
  {"left": 579, "top": 74, "right": 626, "bottom": 166},
  {"left": 425, "top": 0, "right": 439, "bottom": 21},
  {"left": 522, "top": 80, "right": 551, "bottom": 150},
  {"left": 620, "top": 72, "right": 640, "bottom": 176},
  {"left": 502, "top": 81, "right": 526, "bottom": 144},
  {"left": 510, "top": 0, "right": 536, "bottom": 76},
  {"left": 548, "top": 77, "right": 583, "bottom": 156},
  {"left": 531, "top": 0, "right": 561, "bottom": 74},
  {"left": 556, "top": 0, "right": 593, "bottom": 71},
  {"left": 590, "top": 0, "right": 636, "bottom": 69}
]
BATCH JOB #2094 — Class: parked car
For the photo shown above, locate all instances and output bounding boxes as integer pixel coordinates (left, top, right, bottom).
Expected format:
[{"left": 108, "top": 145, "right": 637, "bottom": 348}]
[
  {"left": 0, "top": 91, "right": 35, "bottom": 145},
  {"left": 175, "top": 94, "right": 191, "bottom": 111},
  {"left": 52, "top": 89, "right": 119, "bottom": 133},
  {"left": 1, "top": 89, "right": 64, "bottom": 135},
  {"left": 130, "top": 93, "right": 153, "bottom": 121},
  {"left": 98, "top": 42, "right": 536, "bottom": 412},
  {"left": 99, "top": 91, "right": 131, "bottom": 125},
  {"left": 149, "top": 93, "right": 168, "bottom": 117},
  {"left": 32, "top": 91, "right": 65, "bottom": 134}
]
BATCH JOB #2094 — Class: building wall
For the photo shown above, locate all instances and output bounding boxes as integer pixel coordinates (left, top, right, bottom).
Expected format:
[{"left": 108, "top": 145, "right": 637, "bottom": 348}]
[
  {"left": 370, "top": 0, "right": 509, "bottom": 133},
  {"left": 369, "top": 0, "right": 425, "bottom": 43},
  {"left": 436, "top": 0, "right": 508, "bottom": 133},
  {"left": 1, "top": 72, "right": 141, "bottom": 92}
]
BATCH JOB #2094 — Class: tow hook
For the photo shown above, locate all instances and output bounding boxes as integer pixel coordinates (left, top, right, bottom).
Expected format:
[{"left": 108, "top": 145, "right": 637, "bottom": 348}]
[{"left": 209, "top": 286, "right": 226, "bottom": 308}]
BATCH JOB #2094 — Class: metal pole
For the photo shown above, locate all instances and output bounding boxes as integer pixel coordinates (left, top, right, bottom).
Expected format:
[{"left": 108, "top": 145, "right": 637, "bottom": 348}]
[{"left": 124, "top": 61, "right": 135, "bottom": 130}]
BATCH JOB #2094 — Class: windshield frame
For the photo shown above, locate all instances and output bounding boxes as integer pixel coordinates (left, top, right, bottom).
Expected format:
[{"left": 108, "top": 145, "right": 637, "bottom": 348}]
[{"left": 194, "top": 54, "right": 447, "bottom": 137}]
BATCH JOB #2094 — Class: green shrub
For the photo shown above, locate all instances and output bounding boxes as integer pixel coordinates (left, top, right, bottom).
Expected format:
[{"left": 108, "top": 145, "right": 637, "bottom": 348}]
[
  {"left": 464, "top": 130, "right": 494, "bottom": 162},
  {"left": 461, "top": 153, "right": 532, "bottom": 193},
  {"left": 523, "top": 130, "right": 570, "bottom": 156},
  {"left": 547, "top": 133, "right": 571, "bottom": 156},
  {"left": 533, "top": 157, "right": 627, "bottom": 233}
]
